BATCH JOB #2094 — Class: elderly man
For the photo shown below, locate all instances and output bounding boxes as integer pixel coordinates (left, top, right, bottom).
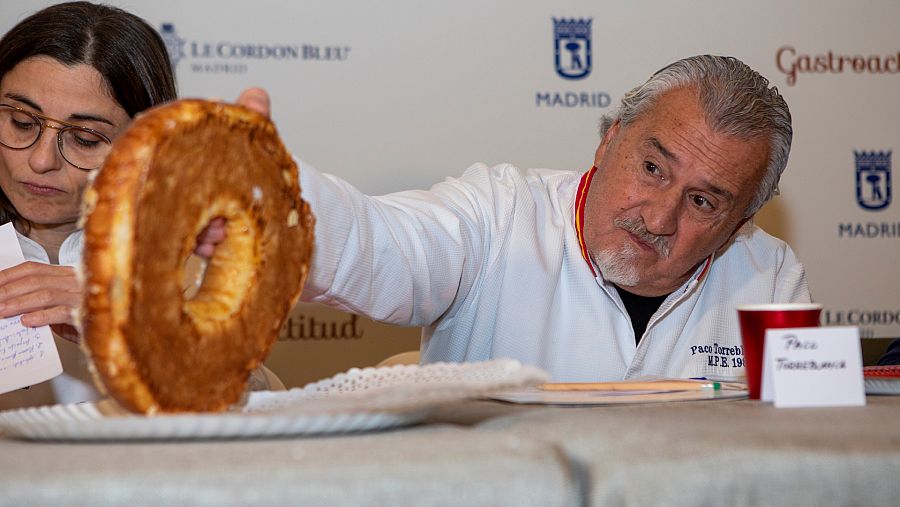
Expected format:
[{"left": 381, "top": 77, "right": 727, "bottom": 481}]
[{"left": 236, "top": 55, "right": 810, "bottom": 381}]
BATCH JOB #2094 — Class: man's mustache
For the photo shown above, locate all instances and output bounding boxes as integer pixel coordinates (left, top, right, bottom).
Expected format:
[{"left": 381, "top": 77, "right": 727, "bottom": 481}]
[{"left": 614, "top": 216, "right": 670, "bottom": 257}]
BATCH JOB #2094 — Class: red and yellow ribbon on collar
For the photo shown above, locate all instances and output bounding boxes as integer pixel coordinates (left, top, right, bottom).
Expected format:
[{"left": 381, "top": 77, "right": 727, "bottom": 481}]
[{"left": 574, "top": 166, "right": 598, "bottom": 277}]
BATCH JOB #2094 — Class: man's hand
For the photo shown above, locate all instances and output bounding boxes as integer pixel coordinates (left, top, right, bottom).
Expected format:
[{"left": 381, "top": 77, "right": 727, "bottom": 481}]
[
  {"left": 194, "top": 87, "right": 273, "bottom": 259},
  {"left": 0, "top": 262, "right": 81, "bottom": 343},
  {"left": 236, "top": 87, "right": 271, "bottom": 118},
  {"left": 195, "top": 216, "right": 227, "bottom": 258}
]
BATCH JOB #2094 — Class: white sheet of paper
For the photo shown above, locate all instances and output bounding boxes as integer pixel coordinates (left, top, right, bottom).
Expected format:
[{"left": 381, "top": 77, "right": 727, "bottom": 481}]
[
  {"left": 762, "top": 343, "right": 775, "bottom": 401},
  {"left": 761, "top": 326, "right": 865, "bottom": 408},
  {"left": 0, "top": 223, "right": 62, "bottom": 395}
]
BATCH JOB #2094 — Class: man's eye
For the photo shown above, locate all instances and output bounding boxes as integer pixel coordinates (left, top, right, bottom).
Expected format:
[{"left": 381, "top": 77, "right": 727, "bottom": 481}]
[
  {"left": 691, "top": 194, "right": 714, "bottom": 209},
  {"left": 643, "top": 161, "right": 660, "bottom": 175}
]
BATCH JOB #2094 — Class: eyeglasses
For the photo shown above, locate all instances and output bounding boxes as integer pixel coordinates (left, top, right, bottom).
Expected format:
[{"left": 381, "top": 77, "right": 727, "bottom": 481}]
[{"left": 0, "top": 103, "right": 113, "bottom": 170}]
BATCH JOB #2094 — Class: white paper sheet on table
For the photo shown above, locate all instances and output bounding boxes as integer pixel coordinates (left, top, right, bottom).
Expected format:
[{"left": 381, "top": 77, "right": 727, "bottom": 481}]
[{"left": 0, "top": 223, "right": 62, "bottom": 395}]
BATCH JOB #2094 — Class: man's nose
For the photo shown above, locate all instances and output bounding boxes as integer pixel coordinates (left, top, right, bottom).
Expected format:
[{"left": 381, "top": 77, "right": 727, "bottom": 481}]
[
  {"left": 27, "top": 127, "right": 63, "bottom": 173},
  {"left": 640, "top": 188, "right": 680, "bottom": 236}
]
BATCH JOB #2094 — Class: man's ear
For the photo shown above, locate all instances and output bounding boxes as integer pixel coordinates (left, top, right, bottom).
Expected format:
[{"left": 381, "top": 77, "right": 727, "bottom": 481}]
[{"left": 593, "top": 119, "right": 621, "bottom": 168}]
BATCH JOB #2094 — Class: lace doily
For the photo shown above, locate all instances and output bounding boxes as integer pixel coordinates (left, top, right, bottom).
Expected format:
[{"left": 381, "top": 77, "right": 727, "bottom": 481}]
[{"left": 245, "top": 359, "right": 549, "bottom": 415}]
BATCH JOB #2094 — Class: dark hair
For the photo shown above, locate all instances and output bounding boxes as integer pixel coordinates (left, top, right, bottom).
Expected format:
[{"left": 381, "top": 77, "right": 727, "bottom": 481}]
[{"left": 0, "top": 1, "right": 177, "bottom": 228}]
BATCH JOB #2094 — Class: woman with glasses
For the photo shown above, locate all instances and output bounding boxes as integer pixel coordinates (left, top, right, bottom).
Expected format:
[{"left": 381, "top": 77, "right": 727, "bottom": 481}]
[{"left": 0, "top": 1, "right": 176, "bottom": 407}]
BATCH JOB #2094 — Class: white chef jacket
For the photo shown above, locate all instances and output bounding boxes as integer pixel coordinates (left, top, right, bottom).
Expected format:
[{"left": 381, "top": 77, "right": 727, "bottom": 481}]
[{"left": 300, "top": 162, "right": 811, "bottom": 381}]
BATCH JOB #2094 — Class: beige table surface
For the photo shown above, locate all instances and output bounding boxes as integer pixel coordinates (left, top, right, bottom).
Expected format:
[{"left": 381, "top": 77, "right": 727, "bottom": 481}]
[
  {"left": 431, "top": 396, "right": 900, "bottom": 507},
  {"left": 2, "top": 396, "right": 900, "bottom": 506}
]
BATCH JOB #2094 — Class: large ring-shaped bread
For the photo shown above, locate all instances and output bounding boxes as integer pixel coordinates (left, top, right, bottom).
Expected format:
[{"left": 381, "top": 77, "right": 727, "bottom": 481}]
[{"left": 80, "top": 99, "right": 313, "bottom": 414}]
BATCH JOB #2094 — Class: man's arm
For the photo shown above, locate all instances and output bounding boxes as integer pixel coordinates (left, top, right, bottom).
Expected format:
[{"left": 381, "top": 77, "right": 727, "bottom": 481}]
[
  {"left": 297, "top": 163, "right": 485, "bottom": 326},
  {"left": 201, "top": 87, "right": 488, "bottom": 326}
]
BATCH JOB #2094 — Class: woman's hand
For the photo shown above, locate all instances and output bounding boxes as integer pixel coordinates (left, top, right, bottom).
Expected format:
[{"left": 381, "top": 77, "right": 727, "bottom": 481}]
[{"left": 0, "top": 261, "right": 81, "bottom": 343}]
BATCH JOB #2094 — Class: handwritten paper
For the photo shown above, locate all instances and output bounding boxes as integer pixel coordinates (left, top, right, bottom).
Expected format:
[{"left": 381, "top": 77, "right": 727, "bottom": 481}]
[
  {"left": 761, "top": 326, "right": 865, "bottom": 408},
  {"left": 0, "top": 223, "right": 62, "bottom": 395}
]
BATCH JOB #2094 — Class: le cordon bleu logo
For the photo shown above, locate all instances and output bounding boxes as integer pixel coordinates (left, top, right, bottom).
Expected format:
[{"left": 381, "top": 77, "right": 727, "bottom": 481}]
[
  {"left": 159, "top": 23, "right": 351, "bottom": 74},
  {"left": 775, "top": 46, "right": 900, "bottom": 85}
]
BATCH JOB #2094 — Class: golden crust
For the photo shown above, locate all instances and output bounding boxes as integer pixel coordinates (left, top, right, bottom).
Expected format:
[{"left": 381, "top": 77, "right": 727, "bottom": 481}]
[{"left": 81, "top": 99, "right": 314, "bottom": 414}]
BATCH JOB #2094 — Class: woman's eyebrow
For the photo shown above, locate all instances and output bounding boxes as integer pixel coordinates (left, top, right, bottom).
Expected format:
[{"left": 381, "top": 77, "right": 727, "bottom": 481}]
[
  {"left": 4, "top": 92, "right": 42, "bottom": 111},
  {"left": 68, "top": 112, "right": 116, "bottom": 126},
  {"left": 3, "top": 91, "right": 116, "bottom": 126}
]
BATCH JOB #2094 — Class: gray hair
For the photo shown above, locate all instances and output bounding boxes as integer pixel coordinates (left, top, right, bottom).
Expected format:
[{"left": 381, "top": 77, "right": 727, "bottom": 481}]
[{"left": 599, "top": 55, "right": 792, "bottom": 217}]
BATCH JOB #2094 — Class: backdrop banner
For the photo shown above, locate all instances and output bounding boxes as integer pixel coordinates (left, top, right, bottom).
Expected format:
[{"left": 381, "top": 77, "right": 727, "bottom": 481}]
[{"left": 3, "top": 0, "right": 897, "bottom": 386}]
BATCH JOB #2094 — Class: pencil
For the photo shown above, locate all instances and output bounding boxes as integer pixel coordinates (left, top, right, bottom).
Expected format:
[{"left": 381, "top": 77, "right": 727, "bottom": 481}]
[{"left": 538, "top": 380, "right": 721, "bottom": 391}]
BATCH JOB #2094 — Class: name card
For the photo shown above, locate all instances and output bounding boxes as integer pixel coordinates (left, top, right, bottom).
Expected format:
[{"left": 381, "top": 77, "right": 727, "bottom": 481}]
[
  {"left": 0, "top": 223, "right": 62, "bottom": 395},
  {"left": 761, "top": 326, "right": 865, "bottom": 407}
]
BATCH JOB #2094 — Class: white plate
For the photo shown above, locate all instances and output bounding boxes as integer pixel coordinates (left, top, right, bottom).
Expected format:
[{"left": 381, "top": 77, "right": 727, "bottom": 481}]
[{"left": 0, "top": 359, "right": 548, "bottom": 441}]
